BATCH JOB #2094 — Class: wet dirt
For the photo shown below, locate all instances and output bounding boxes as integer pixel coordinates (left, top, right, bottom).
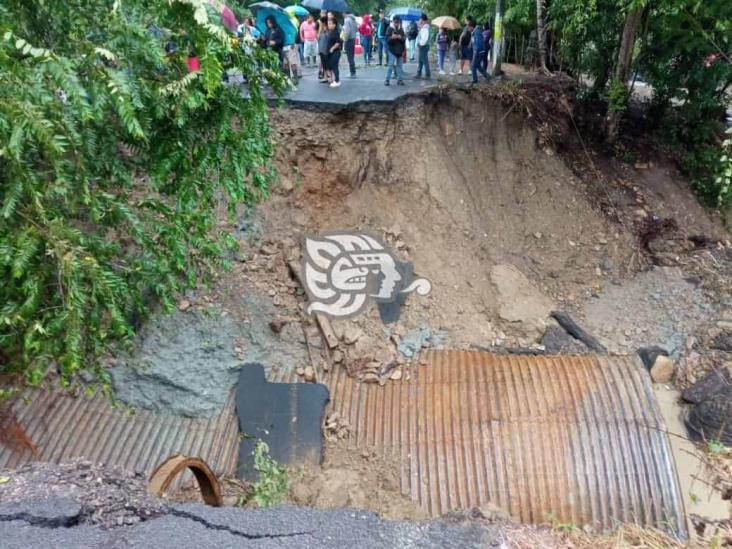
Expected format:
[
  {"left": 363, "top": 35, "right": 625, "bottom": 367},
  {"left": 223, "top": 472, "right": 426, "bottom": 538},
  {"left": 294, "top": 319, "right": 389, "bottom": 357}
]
[
  {"left": 110, "top": 85, "right": 731, "bottom": 523},
  {"left": 654, "top": 386, "right": 730, "bottom": 523},
  {"left": 288, "top": 441, "right": 427, "bottom": 521}
]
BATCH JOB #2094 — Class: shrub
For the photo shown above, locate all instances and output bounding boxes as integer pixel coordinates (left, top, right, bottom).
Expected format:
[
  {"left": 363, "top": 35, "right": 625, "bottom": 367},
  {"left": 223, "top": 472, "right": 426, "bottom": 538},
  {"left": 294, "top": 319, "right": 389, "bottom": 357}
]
[
  {"left": 251, "top": 441, "right": 289, "bottom": 507},
  {"left": 0, "top": 0, "right": 287, "bottom": 386}
]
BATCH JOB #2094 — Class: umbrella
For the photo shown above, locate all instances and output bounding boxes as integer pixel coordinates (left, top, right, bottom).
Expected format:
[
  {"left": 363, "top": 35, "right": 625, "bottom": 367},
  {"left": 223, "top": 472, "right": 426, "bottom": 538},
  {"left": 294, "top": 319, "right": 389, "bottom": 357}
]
[
  {"left": 285, "top": 5, "right": 309, "bottom": 17},
  {"left": 250, "top": 1, "right": 298, "bottom": 45},
  {"left": 220, "top": 4, "right": 239, "bottom": 33},
  {"left": 431, "top": 15, "right": 460, "bottom": 30},
  {"left": 387, "top": 7, "right": 423, "bottom": 21},
  {"left": 301, "top": 0, "right": 351, "bottom": 14}
]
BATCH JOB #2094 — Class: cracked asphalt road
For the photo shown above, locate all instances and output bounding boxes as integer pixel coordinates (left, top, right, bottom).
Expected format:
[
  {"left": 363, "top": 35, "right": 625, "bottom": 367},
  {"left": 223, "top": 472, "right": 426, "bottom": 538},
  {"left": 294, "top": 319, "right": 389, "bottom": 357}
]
[{"left": 0, "top": 497, "right": 502, "bottom": 548}]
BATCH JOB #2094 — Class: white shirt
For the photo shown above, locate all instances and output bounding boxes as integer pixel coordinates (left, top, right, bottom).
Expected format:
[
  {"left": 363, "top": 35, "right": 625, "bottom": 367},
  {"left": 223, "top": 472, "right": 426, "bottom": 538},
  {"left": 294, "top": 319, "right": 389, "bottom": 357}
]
[{"left": 417, "top": 24, "right": 430, "bottom": 46}]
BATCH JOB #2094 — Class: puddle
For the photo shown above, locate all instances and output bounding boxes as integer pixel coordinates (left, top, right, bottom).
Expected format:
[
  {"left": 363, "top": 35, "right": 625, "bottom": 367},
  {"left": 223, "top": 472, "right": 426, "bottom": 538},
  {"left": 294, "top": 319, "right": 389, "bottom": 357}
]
[{"left": 654, "top": 385, "right": 729, "bottom": 527}]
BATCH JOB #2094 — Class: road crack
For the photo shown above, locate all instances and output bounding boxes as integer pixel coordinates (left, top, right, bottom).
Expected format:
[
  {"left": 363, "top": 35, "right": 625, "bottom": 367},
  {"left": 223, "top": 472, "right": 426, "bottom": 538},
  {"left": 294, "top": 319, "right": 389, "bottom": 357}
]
[{"left": 169, "top": 508, "right": 313, "bottom": 540}]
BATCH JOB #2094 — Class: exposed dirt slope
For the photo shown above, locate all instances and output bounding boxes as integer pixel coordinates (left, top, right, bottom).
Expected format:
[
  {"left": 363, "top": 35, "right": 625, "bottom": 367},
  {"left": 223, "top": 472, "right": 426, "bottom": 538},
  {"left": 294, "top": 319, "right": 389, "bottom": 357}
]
[{"left": 262, "top": 88, "right": 639, "bottom": 347}]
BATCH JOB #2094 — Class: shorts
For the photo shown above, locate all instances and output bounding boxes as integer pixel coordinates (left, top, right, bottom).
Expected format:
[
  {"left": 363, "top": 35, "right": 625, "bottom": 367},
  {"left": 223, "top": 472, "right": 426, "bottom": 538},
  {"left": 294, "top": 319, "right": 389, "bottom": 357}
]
[
  {"left": 460, "top": 46, "right": 472, "bottom": 60},
  {"left": 303, "top": 40, "right": 317, "bottom": 58},
  {"left": 285, "top": 47, "right": 300, "bottom": 66}
]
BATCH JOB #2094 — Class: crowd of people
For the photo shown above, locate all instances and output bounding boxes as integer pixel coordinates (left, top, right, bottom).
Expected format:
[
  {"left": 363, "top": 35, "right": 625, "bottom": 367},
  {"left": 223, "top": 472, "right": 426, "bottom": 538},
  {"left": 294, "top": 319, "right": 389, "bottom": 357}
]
[{"left": 236, "top": 10, "right": 495, "bottom": 88}]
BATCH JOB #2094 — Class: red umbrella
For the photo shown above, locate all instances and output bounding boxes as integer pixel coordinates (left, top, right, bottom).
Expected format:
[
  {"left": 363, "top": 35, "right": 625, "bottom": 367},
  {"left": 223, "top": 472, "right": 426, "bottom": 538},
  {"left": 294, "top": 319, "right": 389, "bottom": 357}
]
[{"left": 220, "top": 4, "right": 239, "bottom": 32}]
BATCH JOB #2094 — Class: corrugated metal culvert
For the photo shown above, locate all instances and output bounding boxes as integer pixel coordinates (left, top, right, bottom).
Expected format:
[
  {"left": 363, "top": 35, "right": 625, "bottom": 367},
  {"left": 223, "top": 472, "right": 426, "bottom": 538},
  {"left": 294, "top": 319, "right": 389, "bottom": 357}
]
[
  {"left": 1, "top": 350, "right": 686, "bottom": 538},
  {"left": 323, "top": 350, "right": 687, "bottom": 537},
  {"left": 0, "top": 389, "right": 239, "bottom": 484}
]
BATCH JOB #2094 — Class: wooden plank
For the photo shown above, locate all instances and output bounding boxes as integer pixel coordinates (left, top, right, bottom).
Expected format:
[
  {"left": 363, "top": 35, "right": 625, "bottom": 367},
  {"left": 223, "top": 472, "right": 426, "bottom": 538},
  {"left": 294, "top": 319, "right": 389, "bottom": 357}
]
[{"left": 287, "top": 260, "right": 339, "bottom": 349}]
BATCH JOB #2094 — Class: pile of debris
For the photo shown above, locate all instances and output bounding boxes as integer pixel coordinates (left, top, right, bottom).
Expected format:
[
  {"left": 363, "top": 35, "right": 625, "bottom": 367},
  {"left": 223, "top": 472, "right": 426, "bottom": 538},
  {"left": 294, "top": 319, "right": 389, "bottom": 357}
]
[{"left": 0, "top": 459, "right": 165, "bottom": 528}]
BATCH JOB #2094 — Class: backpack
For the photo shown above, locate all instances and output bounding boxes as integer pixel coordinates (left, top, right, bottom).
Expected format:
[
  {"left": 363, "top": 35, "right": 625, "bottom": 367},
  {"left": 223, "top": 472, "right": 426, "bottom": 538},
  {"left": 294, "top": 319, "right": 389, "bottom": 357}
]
[{"left": 407, "top": 22, "right": 418, "bottom": 39}]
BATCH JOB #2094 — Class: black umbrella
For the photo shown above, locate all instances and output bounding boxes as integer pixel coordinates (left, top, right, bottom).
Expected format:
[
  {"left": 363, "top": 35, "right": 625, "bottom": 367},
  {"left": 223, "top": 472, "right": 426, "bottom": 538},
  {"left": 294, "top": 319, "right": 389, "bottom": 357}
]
[{"left": 301, "top": 0, "right": 351, "bottom": 13}]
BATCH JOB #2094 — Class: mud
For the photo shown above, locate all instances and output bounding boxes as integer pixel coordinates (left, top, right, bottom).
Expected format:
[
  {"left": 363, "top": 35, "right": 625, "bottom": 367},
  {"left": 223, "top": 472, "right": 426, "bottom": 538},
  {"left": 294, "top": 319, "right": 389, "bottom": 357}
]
[
  {"left": 288, "top": 441, "right": 427, "bottom": 521},
  {"left": 654, "top": 386, "right": 730, "bottom": 523},
  {"left": 107, "top": 86, "right": 731, "bottom": 523}
]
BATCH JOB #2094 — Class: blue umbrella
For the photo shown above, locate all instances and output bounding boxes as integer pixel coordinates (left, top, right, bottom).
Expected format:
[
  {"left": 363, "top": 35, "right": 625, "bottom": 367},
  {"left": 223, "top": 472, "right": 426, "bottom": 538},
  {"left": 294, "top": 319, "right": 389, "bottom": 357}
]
[
  {"left": 250, "top": 2, "right": 298, "bottom": 45},
  {"left": 301, "top": 0, "right": 351, "bottom": 14},
  {"left": 285, "top": 5, "right": 309, "bottom": 17},
  {"left": 388, "top": 7, "right": 424, "bottom": 21}
]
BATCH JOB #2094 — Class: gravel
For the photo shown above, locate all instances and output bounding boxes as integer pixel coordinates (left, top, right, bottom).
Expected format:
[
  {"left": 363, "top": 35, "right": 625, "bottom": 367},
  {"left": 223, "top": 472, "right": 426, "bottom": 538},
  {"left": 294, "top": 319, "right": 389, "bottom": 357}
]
[{"left": 0, "top": 460, "right": 166, "bottom": 528}]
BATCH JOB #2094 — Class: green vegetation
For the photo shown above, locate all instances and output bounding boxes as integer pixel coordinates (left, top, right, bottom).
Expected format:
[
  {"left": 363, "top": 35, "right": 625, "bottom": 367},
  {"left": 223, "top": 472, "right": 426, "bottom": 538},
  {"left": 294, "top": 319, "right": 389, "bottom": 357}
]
[
  {"left": 0, "top": 0, "right": 286, "bottom": 386},
  {"left": 546, "top": 511, "right": 578, "bottom": 533},
  {"left": 413, "top": 0, "right": 732, "bottom": 207},
  {"left": 251, "top": 440, "right": 290, "bottom": 507},
  {"left": 706, "top": 439, "right": 729, "bottom": 456}
]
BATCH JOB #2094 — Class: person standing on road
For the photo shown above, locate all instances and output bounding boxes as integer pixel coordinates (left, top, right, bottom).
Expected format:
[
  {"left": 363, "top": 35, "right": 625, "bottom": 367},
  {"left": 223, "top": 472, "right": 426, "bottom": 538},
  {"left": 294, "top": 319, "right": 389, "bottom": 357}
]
[
  {"left": 436, "top": 27, "right": 449, "bottom": 75},
  {"left": 358, "top": 14, "right": 373, "bottom": 66},
  {"left": 448, "top": 36, "right": 459, "bottom": 74},
  {"left": 458, "top": 23, "right": 472, "bottom": 75},
  {"left": 325, "top": 17, "right": 343, "bottom": 87},
  {"left": 467, "top": 18, "right": 489, "bottom": 83},
  {"left": 342, "top": 11, "right": 358, "bottom": 78},
  {"left": 376, "top": 10, "right": 389, "bottom": 65},
  {"left": 384, "top": 16, "right": 406, "bottom": 86},
  {"left": 415, "top": 14, "right": 431, "bottom": 79},
  {"left": 482, "top": 22, "right": 492, "bottom": 69},
  {"left": 318, "top": 12, "right": 331, "bottom": 82},
  {"left": 263, "top": 15, "right": 284, "bottom": 68},
  {"left": 406, "top": 20, "right": 418, "bottom": 61},
  {"left": 300, "top": 14, "right": 318, "bottom": 68}
]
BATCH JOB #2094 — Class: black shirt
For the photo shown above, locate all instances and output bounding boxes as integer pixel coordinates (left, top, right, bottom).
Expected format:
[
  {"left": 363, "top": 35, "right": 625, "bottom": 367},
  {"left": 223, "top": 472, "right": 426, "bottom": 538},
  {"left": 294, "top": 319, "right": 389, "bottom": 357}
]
[
  {"left": 325, "top": 28, "right": 342, "bottom": 55},
  {"left": 265, "top": 26, "right": 284, "bottom": 53},
  {"left": 386, "top": 26, "right": 406, "bottom": 56}
]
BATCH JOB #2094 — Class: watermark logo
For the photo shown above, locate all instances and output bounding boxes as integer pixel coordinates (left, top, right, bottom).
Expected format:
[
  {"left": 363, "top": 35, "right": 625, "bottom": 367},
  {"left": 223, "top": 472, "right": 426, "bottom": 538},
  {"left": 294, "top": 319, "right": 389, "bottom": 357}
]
[{"left": 302, "top": 232, "right": 431, "bottom": 318}]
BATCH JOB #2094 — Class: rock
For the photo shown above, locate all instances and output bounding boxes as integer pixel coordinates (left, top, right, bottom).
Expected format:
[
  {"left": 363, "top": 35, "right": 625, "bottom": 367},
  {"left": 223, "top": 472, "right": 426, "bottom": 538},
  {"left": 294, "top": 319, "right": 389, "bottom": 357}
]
[
  {"left": 682, "top": 367, "right": 732, "bottom": 404},
  {"left": 650, "top": 355, "right": 675, "bottom": 383},
  {"left": 303, "top": 366, "right": 315, "bottom": 383},
  {"left": 637, "top": 346, "right": 669, "bottom": 370},
  {"left": 541, "top": 325, "right": 589, "bottom": 354},
  {"left": 711, "top": 332, "right": 732, "bottom": 352},
  {"left": 272, "top": 295, "right": 284, "bottom": 307},
  {"left": 332, "top": 350, "right": 344, "bottom": 363},
  {"left": 260, "top": 244, "right": 278, "bottom": 255},
  {"left": 533, "top": 232, "right": 543, "bottom": 239},
  {"left": 686, "top": 394, "right": 732, "bottom": 446},
  {"left": 177, "top": 299, "right": 191, "bottom": 312},
  {"left": 490, "top": 264, "right": 554, "bottom": 336},
  {"left": 342, "top": 326, "right": 363, "bottom": 345},
  {"left": 295, "top": 366, "right": 305, "bottom": 376},
  {"left": 390, "top": 369, "right": 402, "bottom": 381},
  {"left": 269, "top": 318, "right": 288, "bottom": 334},
  {"left": 362, "top": 372, "right": 380, "bottom": 384}
]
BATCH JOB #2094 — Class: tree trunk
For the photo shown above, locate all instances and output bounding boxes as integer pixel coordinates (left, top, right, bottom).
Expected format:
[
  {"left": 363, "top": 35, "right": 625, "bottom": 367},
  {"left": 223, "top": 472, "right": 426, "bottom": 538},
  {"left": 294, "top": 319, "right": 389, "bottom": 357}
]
[
  {"left": 536, "top": 0, "right": 549, "bottom": 73},
  {"left": 492, "top": 0, "right": 504, "bottom": 75},
  {"left": 607, "top": 6, "right": 644, "bottom": 144}
]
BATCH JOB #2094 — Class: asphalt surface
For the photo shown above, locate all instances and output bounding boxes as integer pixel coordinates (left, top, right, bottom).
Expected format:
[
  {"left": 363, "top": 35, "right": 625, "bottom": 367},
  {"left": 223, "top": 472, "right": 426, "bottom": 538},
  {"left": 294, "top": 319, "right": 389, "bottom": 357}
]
[
  {"left": 281, "top": 57, "right": 483, "bottom": 107},
  {"left": 0, "top": 497, "right": 503, "bottom": 548}
]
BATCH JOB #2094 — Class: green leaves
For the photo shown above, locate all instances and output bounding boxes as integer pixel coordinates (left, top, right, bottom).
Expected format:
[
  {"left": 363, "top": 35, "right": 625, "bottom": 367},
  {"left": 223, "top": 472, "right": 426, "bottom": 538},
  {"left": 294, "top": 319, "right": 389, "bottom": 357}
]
[{"left": 0, "top": 0, "right": 287, "bottom": 386}]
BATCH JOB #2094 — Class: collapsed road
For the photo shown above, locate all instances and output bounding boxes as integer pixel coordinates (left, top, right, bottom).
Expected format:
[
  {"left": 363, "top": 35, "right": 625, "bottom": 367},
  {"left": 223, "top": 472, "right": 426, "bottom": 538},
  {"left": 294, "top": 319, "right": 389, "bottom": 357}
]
[{"left": 1, "top": 76, "right": 731, "bottom": 546}]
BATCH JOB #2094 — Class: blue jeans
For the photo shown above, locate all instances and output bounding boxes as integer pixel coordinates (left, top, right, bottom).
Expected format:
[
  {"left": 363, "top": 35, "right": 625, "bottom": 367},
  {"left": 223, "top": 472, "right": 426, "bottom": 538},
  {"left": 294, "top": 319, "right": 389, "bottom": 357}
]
[
  {"left": 361, "top": 35, "right": 372, "bottom": 64},
  {"left": 438, "top": 49, "right": 446, "bottom": 72},
  {"left": 471, "top": 50, "right": 489, "bottom": 82},
  {"left": 385, "top": 51, "right": 404, "bottom": 82},
  {"left": 377, "top": 36, "right": 386, "bottom": 64},
  {"left": 407, "top": 38, "right": 416, "bottom": 60},
  {"left": 416, "top": 45, "right": 430, "bottom": 77}
]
